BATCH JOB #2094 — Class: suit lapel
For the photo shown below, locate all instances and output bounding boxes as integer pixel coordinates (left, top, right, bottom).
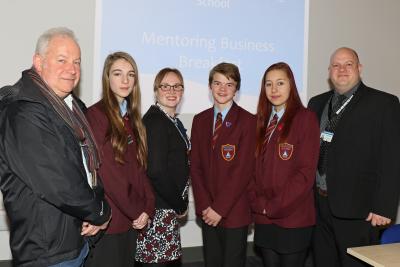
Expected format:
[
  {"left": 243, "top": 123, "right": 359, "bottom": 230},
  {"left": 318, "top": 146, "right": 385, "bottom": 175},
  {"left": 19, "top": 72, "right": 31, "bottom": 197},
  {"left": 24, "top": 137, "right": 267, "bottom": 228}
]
[
  {"left": 315, "top": 92, "right": 333, "bottom": 122},
  {"left": 338, "top": 82, "right": 366, "bottom": 115},
  {"left": 333, "top": 82, "right": 366, "bottom": 136},
  {"left": 264, "top": 120, "right": 282, "bottom": 152},
  {"left": 204, "top": 108, "right": 214, "bottom": 155}
]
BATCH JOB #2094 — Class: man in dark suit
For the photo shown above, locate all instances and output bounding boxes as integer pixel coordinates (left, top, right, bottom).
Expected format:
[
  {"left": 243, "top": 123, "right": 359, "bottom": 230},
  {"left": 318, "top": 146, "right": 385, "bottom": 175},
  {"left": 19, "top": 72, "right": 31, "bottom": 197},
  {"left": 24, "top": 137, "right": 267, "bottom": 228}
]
[
  {"left": 190, "top": 62, "right": 256, "bottom": 267},
  {"left": 308, "top": 47, "right": 400, "bottom": 267}
]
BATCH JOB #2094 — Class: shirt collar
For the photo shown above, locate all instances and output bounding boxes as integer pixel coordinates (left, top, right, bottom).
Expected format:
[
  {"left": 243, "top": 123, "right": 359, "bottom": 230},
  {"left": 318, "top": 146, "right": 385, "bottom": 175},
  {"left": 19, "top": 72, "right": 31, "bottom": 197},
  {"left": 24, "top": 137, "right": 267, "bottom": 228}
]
[
  {"left": 64, "top": 94, "right": 73, "bottom": 110},
  {"left": 271, "top": 106, "right": 285, "bottom": 122},
  {"left": 214, "top": 101, "right": 233, "bottom": 121},
  {"left": 334, "top": 81, "right": 360, "bottom": 98},
  {"left": 119, "top": 99, "right": 127, "bottom": 117}
]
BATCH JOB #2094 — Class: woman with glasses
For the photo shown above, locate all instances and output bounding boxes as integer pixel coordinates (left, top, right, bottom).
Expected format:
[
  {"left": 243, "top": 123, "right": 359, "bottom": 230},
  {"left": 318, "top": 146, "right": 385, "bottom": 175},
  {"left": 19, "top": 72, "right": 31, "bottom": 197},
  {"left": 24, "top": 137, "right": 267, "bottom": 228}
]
[
  {"left": 84, "top": 51, "right": 155, "bottom": 267},
  {"left": 249, "top": 62, "right": 320, "bottom": 267},
  {"left": 135, "top": 68, "right": 190, "bottom": 267}
]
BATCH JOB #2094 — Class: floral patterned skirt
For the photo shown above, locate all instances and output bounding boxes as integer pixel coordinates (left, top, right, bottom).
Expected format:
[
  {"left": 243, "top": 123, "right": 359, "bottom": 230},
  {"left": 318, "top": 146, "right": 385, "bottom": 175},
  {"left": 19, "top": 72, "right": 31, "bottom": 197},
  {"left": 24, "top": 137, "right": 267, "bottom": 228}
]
[{"left": 135, "top": 209, "right": 182, "bottom": 263}]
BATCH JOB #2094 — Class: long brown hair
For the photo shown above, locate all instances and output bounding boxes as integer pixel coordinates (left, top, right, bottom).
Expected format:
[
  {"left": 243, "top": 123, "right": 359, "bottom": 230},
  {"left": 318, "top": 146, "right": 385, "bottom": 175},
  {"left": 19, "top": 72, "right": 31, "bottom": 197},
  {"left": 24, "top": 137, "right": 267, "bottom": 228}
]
[
  {"left": 255, "top": 62, "right": 303, "bottom": 156},
  {"left": 101, "top": 51, "right": 147, "bottom": 167}
]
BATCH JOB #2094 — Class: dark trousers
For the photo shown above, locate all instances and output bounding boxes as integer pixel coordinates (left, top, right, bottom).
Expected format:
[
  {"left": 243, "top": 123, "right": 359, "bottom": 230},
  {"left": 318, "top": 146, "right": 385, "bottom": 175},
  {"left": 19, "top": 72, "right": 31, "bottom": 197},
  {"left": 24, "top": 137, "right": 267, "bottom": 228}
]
[
  {"left": 313, "top": 194, "right": 379, "bottom": 267},
  {"left": 201, "top": 222, "right": 248, "bottom": 267},
  {"left": 84, "top": 228, "right": 137, "bottom": 267},
  {"left": 258, "top": 247, "right": 308, "bottom": 267}
]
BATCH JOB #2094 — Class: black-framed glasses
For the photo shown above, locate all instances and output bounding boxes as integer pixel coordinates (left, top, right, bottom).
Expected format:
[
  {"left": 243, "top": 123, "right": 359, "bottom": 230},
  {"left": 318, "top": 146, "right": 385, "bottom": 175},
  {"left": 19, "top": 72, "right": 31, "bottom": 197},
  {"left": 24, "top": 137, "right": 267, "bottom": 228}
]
[{"left": 159, "top": 84, "right": 184, "bottom": 92}]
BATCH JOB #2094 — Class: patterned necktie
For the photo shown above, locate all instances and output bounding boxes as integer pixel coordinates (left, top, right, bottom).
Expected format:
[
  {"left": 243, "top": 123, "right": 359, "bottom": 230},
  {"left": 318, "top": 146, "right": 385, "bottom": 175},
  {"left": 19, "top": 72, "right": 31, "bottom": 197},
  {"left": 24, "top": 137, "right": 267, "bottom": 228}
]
[
  {"left": 212, "top": 112, "right": 223, "bottom": 149},
  {"left": 318, "top": 94, "right": 347, "bottom": 175},
  {"left": 263, "top": 114, "right": 278, "bottom": 145}
]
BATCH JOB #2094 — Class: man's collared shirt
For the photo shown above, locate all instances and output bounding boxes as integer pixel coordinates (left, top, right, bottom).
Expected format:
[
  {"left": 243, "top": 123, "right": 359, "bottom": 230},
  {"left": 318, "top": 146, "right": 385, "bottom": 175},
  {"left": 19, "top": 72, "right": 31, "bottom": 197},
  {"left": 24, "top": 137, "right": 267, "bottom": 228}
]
[
  {"left": 64, "top": 94, "right": 92, "bottom": 187},
  {"left": 119, "top": 99, "right": 127, "bottom": 117},
  {"left": 317, "top": 82, "right": 360, "bottom": 191}
]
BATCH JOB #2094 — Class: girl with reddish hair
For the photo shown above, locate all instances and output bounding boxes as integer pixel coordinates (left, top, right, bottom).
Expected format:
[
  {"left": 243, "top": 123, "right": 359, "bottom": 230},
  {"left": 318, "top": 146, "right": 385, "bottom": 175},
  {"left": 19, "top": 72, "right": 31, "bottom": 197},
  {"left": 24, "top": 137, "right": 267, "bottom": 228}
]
[{"left": 249, "top": 62, "right": 320, "bottom": 267}]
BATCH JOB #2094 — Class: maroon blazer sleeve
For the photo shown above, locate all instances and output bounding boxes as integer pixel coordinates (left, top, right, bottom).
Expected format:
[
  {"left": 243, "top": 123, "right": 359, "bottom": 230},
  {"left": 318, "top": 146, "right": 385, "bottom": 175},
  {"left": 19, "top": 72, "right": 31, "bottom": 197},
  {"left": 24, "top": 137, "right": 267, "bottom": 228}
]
[
  {"left": 190, "top": 114, "right": 213, "bottom": 214},
  {"left": 211, "top": 113, "right": 256, "bottom": 218},
  {"left": 248, "top": 171, "right": 264, "bottom": 214},
  {"left": 265, "top": 110, "right": 320, "bottom": 218}
]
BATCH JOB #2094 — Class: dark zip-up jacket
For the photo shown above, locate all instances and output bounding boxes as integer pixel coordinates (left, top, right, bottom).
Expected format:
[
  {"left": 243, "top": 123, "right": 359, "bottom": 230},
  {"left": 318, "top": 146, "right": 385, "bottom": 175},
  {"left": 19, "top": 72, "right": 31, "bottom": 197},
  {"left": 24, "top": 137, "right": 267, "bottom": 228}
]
[{"left": 0, "top": 70, "right": 111, "bottom": 267}]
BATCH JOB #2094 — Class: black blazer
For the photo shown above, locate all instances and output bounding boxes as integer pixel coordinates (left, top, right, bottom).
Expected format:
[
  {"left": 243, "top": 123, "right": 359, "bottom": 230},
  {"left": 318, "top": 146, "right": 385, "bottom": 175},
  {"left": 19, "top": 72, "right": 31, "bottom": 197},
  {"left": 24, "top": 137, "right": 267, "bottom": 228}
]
[
  {"left": 143, "top": 105, "right": 189, "bottom": 214},
  {"left": 308, "top": 82, "right": 400, "bottom": 220}
]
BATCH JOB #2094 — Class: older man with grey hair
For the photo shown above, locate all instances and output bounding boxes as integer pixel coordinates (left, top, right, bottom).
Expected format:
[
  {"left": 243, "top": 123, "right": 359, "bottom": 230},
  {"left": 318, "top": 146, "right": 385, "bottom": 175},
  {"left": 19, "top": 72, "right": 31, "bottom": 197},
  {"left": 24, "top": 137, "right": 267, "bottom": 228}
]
[{"left": 0, "top": 27, "right": 111, "bottom": 267}]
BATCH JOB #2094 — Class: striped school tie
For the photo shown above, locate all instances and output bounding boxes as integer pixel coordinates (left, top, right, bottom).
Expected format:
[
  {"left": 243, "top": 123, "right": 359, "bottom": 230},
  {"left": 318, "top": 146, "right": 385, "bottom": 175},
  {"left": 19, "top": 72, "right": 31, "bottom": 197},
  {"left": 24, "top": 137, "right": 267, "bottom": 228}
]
[
  {"left": 263, "top": 114, "right": 278, "bottom": 145},
  {"left": 212, "top": 112, "right": 223, "bottom": 149}
]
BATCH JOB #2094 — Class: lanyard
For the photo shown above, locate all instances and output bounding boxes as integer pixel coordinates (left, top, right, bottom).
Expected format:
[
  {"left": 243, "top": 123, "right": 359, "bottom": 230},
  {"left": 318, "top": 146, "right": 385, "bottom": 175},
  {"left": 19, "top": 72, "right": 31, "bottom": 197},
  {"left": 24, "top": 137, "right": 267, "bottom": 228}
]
[
  {"left": 335, "top": 94, "right": 354, "bottom": 115},
  {"left": 155, "top": 104, "right": 191, "bottom": 151},
  {"left": 328, "top": 94, "right": 354, "bottom": 120}
]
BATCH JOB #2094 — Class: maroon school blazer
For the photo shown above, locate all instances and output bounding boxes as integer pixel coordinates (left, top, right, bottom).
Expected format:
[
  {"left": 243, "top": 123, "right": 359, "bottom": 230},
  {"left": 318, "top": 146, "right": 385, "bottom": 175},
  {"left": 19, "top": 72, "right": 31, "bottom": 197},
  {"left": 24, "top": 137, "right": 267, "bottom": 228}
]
[
  {"left": 249, "top": 107, "right": 320, "bottom": 228},
  {"left": 86, "top": 101, "right": 155, "bottom": 234},
  {"left": 190, "top": 102, "right": 256, "bottom": 228}
]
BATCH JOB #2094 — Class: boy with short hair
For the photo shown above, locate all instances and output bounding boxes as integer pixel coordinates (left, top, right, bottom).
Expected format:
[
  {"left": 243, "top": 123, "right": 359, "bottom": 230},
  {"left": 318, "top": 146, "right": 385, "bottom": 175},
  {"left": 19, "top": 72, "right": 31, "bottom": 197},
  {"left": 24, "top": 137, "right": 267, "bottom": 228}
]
[{"left": 190, "top": 62, "right": 256, "bottom": 267}]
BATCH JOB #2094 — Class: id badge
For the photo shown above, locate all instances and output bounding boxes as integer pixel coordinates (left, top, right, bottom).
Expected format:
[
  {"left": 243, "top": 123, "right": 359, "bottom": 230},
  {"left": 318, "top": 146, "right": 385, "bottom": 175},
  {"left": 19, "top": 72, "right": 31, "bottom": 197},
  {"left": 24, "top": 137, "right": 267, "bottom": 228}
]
[{"left": 320, "top": 131, "right": 333, "bottom": 142}]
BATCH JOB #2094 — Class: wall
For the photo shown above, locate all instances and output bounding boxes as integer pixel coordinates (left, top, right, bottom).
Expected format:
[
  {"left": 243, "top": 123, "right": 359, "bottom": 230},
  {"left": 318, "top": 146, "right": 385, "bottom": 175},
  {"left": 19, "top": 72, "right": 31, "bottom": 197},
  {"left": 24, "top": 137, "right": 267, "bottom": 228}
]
[
  {"left": 1, "top": 0, "right": 400, "bottom": 261},
  {"left": 307, "top": 0, "right": 400, "bottom": 99},
  {"left": 0, "top": 0, "right": 96, "bottom": 102},
  {"left": 306, "top": 0, "right": 400, "bottom": 239},
  {"left": 0, "top": 0, "right": 97, "bottom": 259}
]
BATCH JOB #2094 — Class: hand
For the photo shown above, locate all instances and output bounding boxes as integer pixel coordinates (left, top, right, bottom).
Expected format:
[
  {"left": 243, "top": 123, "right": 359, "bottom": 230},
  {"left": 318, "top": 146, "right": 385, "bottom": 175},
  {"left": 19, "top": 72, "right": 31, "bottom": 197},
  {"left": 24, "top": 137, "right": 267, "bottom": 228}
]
[
  {"left": 177, "top": 209, "right": 188, "bottom": 219},
  {"left": 132, "top": 212, "right": 150, "bottom": 229},
  {"left": 202, "top": 207, "right": 222, "bottom": 227},
  {"left": 366, "top": 212, "right": 391, "bottom": 226},
  {"left": 81, "top": 219, "right": 109, "bottom": 236}
]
